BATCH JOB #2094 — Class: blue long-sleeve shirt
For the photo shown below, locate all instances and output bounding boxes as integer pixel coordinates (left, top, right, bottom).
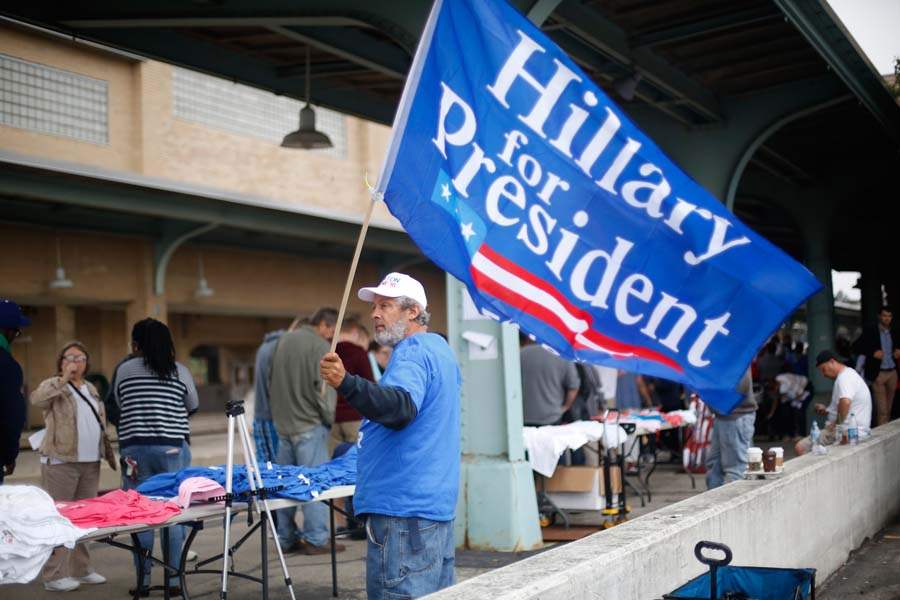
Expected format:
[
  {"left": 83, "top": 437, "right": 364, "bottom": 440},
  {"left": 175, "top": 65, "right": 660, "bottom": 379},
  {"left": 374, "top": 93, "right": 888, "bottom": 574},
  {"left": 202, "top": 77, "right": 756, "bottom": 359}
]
[{"left": 345, "top": 333, "right": 461, "bottom": 521}]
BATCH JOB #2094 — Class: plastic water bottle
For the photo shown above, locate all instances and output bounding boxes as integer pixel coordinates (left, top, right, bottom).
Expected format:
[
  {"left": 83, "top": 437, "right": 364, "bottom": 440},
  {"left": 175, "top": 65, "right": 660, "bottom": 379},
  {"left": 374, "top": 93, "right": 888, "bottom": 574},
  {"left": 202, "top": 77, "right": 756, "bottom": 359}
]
[
  {"left": 847, "top": 413, "right": 859, "bottom": 446},
  {"left": 810, "top": 420, "right": 827, "bottom": 455}
]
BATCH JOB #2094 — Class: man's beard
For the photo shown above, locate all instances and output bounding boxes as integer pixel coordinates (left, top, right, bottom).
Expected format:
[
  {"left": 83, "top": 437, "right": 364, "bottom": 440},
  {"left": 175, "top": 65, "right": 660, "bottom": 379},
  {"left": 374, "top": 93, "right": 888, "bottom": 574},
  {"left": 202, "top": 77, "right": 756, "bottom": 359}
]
[{"left": 375, "top": 320, "right": 407, "bottom": 347}]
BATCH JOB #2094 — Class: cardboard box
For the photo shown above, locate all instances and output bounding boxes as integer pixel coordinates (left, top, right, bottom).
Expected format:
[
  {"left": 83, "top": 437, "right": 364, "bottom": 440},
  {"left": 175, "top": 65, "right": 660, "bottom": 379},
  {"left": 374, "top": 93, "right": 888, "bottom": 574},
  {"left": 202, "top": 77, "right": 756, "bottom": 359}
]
[
  {"left": 543, "top": 466, "right": 622, "bottom": 493},
  {"left": 540, "top": 466, "right": 623, "bottom": 511}
]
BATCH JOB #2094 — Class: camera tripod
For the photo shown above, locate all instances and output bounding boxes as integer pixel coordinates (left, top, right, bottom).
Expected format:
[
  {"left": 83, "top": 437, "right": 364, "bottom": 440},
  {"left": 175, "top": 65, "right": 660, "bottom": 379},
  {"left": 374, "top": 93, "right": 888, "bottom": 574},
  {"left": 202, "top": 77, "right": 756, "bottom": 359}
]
[{"left": 220, "top": 400, "right": 296, "bottom": 600}]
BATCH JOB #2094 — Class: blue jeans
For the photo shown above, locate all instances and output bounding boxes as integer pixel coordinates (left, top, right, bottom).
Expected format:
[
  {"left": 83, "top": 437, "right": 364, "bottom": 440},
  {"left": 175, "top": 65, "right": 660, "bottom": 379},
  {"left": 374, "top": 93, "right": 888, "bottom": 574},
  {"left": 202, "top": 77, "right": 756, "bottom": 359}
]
[
  {"left": 121, "top": 440, "right": 191, "bottom": 586},
  {"left": 275, "top": 425, "right": 329, "bottom": 547},
  {"left": 253, "top": 418, "right": 279, "bottom": 465},
  {"left": 705, "top": 412, "right": 755, "bottom": 489},
  {"left": 365, "top": 515, "right": 455, "bottom": 600}
]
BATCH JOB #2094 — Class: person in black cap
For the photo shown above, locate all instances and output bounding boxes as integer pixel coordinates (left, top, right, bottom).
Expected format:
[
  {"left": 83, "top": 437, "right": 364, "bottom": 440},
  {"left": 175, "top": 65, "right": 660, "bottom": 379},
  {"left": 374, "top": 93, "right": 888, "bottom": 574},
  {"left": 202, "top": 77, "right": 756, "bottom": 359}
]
[
  {"left": 795, "top": 349, "right": 873, "bottom": 455},
  {"left": 0, "top": 299, "right": 31, "bottom": 484}
]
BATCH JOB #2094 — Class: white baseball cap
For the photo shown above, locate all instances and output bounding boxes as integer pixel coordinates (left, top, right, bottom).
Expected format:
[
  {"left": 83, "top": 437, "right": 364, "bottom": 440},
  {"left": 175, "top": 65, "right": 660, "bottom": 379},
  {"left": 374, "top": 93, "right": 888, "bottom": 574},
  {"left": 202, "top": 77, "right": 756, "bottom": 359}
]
[{"left": 358, "top": 272, "right": 428, "bottom": 309}]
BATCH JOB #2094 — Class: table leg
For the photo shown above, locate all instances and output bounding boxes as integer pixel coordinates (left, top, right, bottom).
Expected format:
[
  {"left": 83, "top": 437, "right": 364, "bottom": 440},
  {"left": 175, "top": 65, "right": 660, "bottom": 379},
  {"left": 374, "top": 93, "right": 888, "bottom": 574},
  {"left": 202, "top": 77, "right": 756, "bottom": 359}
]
[
  {"left": 131, "top": 532, "right": 146, "bottom": 600},
  {"left": 260, "top": 511, "right": 269, "bottom": 600},
  {"left": 330, "top": 500, "right": 338, "bottom": 598},
  {"left": 679, "top": 426, "right": 696, "bottom": 489},
  {"left": 161, "top": 528, "right": 171, "bottom": 600},
  {"left": 179, "top": 525, "right": 199, "bottom": 600}
]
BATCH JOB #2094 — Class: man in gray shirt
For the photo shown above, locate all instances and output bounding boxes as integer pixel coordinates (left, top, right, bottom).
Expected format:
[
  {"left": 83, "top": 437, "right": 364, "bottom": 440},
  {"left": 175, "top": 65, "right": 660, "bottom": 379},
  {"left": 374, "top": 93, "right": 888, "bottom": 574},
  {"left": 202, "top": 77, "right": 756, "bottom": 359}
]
[
  {"left": 520, "top": 335, "right": 580, "bottom": 426},
  {"left": 269, "top": 308, "right": 340, "bottom": 555}
]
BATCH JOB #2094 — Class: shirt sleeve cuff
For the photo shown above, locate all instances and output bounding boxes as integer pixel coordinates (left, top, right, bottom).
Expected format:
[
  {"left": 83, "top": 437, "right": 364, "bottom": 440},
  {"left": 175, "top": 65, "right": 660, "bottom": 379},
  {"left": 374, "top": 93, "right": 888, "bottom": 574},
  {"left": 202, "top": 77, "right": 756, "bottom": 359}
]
[{"left": 337, "top": 373, "right": 358, "bottom": 396}]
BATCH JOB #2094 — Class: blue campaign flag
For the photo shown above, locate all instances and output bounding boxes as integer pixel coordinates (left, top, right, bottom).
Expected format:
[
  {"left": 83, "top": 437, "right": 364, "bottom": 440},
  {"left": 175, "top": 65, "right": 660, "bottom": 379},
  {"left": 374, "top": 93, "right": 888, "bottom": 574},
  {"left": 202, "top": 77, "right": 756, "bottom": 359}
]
[{"left": 375, "top": 0, "right": 821, "bottom": 411}]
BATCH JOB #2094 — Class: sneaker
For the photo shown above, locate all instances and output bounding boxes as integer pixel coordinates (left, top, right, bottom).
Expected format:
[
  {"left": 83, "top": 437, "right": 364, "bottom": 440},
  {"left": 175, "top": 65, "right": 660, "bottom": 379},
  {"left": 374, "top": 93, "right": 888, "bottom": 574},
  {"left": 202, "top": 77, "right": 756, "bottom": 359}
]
[
  {"left": 78, "top": 572, "right": 107, "bottom": 585},
  {"left": 186, "top": 550, "right": 198, "bottom": 562},
  {"left": 128, "top": 586, "right": 150, "bottom": 598},
  {"left": 44, "top": 578, "right": 80, "bottom": 592}
]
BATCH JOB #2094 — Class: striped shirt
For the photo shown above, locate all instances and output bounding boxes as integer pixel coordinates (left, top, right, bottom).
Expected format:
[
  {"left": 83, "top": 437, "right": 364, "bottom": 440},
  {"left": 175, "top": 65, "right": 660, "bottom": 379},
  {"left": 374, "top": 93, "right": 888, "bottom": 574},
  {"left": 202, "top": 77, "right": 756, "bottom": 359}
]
[{"left": 112, "top": 357, "right": 199, "bottom": 447}]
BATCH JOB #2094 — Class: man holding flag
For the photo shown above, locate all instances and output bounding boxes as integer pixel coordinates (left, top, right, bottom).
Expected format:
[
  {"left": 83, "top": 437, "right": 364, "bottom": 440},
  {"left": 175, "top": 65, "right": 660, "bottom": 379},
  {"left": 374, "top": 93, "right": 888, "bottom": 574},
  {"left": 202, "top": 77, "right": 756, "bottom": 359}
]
[{"left": 320, "top": 273, "right": 460, "bottom": 599}]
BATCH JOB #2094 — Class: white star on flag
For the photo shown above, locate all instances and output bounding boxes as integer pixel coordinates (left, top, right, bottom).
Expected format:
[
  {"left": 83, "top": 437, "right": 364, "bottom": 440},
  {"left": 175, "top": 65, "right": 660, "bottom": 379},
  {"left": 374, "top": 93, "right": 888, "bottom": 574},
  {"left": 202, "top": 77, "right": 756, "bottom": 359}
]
[
  {"left": 460, "top": 222, "right": 476, "bottom": 241},
  {"left": 441, "top": 183, "right": 451, "bottom": 201}
]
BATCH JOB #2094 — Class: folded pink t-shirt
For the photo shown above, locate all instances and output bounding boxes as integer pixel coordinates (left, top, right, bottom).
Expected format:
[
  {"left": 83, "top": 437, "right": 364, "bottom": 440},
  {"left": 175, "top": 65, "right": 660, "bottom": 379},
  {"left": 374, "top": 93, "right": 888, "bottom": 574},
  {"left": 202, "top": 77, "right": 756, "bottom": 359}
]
[
  {"left": 177, "top": 477, "right": 226, "bottom": 509},
  {"left": 57, "top": 489, "right": 181, "bottom": 528}
]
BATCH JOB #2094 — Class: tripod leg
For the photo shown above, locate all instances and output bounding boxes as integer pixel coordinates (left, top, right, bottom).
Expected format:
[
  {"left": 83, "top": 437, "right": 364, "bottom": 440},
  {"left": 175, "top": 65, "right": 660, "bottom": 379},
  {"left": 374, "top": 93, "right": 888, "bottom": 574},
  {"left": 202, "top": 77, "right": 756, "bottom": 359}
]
[
  {"left": 220, "top": 415, "right": 235, "bottom": 600},
  {"left": 235, "top": 414, "right": 296, "bottom": 600}
]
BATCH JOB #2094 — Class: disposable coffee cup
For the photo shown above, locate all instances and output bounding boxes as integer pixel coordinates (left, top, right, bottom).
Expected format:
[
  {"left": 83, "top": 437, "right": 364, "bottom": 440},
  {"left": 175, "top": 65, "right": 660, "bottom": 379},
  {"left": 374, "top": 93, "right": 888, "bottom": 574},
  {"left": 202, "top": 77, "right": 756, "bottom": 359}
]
[
  {"left": 763, "top": 449, "right": 777, "bottom": 472},
  {"left": 747, "top": 447, "right": 763, "bottom": 472},
  {"left": 773, "top": 447, "right": 784, "bottom": 468}
]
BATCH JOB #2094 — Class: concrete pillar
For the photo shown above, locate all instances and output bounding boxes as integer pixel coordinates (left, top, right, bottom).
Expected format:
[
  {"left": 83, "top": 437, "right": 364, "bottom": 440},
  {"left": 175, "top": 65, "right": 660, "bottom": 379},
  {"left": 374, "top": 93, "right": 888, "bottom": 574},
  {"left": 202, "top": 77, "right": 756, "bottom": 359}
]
[
  {"left": 99, "top": 309, "right": 127, "bottom": 375},
  {"left": 54, "top": 304, "right": 76, "bottom": 350},
  {"left": 800, "top": 213, "right": 834, "bottom": 397},
  {"left": 447, "top": 274, "right": 542, "bottom": 551},
  {"left": 858, "top": 271, "right": 882, "bottom": 331},
  {"left": 126, "top": 242, "right": 167, "bottom": 346}
]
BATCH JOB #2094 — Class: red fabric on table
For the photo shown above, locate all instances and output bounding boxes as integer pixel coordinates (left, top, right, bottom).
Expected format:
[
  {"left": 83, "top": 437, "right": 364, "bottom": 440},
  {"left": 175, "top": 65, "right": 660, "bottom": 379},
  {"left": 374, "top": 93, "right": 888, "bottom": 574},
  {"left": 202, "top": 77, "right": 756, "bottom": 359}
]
[
  {"left": 56, "top": 489, "right": 181, "bottom": 528},
  {"left": 334, "top": 341, "right": 375, "bottom": 423}
]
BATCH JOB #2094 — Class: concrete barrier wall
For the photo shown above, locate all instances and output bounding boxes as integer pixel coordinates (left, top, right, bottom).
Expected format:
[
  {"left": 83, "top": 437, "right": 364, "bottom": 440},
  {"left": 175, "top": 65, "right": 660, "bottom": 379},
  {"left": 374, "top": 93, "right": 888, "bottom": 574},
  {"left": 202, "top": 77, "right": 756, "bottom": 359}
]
[{"left": 431, "top": 419, "right": 900, "bottom": 600}]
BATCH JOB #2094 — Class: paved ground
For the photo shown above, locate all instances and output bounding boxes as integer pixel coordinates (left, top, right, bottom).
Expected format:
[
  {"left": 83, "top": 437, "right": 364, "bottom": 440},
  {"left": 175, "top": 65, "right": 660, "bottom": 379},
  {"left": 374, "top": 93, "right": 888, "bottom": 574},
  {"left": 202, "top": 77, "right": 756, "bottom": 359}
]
[
  {"left": 5, "top": 420, "right": 888, "bottom": 600},
  {"left": 3, "top": 417, "right": 707, "bottom": 599},
  {"left": 819, "top": 515, "right": 900, "bottom": 600}
]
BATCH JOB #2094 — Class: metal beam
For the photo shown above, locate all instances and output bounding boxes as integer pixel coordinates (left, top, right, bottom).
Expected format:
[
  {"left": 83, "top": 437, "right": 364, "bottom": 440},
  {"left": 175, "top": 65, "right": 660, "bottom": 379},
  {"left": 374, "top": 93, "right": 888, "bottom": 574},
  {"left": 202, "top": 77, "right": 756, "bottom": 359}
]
[
  {"left": 774, "top": 0, "right": 900, "bottom": 142},
  {"left": 77, "top": 27, "right": 399, "bottom": 123},
  {"left": 724, "top": 94, "right": 853, "bottom": 210},
  {"left": 61, "top": 16, "right": 373, "bottom": 28},
  {"left": 630, "top": 9, "right": 779, "bottom": 49},
  {"left": 0, "top": 164, "right": 419, "bottom": 255},
  {"left": 552, "top": 1, "right": 723, "bottom": 122},
  {"left": 526, "top": 0, "right": 562, "bottom": 26},
  {"left": 267, "top": 25, "right": 407, "bottom": 80},
  {"left": 276, "top": 61, "right": 371, "bottom": 79},
  {"left": 154, "top": 222, "right": 217, "bottom": 295},
  {"left": 546, "top": 30, "right": 697, "bottom": 126},
  {"left": 757, "top": 145, "right": 814, "bottom": 182}
]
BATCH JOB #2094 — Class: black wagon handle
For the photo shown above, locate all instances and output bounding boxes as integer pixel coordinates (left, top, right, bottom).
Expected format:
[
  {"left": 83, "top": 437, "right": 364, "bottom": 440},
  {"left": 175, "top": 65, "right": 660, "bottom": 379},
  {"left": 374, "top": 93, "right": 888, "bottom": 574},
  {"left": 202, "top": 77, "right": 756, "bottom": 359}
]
[{"left": 694, "top": 541, "right": 733, "bottom": 567}]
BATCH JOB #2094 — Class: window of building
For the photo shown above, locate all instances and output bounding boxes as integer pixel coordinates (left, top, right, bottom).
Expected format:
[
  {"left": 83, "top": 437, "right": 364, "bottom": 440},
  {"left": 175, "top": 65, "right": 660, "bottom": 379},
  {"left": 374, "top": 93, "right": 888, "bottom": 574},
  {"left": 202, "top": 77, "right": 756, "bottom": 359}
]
[
  {"left": 172, "top": 67, "right": 347, "bottom": 159},
  {"left": 0, "top": 53, "right": 108, "bottom": 144}
]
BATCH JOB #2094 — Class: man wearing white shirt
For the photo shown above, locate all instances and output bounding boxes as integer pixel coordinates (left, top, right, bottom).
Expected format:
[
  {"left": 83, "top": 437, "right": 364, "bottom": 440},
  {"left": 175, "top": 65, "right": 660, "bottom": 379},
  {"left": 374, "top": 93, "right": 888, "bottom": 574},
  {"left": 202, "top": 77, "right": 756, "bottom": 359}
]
[{"left": 796, "top": 350, "right": 872, "bottom": 455}]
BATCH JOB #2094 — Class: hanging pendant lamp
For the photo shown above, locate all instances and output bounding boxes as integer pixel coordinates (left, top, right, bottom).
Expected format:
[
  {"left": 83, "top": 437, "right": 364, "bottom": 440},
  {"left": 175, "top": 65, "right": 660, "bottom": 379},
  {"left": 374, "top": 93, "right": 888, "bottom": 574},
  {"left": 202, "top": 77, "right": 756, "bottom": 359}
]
[
  {"left": 195, "top": 254, "right": 215, "bottom": 298},
  {"left": 49, "top": 237, "right": 74, "bottom": 290},
  {"left": 281, "top": 45, "right": 333, "bottom": 150}
]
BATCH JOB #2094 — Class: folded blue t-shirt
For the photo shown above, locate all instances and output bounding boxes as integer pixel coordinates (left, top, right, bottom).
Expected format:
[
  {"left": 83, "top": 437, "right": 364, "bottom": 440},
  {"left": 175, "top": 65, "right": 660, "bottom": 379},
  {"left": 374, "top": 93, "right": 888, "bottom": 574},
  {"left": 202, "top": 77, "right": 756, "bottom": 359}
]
[{"left": 137, "top": 446, "right": 356, "bottom": 502}]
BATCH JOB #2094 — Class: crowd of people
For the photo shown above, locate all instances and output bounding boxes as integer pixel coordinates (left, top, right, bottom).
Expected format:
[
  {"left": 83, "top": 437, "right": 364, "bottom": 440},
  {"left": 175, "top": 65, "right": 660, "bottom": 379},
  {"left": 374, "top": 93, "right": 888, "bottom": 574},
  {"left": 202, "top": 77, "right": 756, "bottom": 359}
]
[
  {"left": 0, "top": 302, "right": 199, "bottom": 593},
  {"left": 0, "top": 271, "right": 462, "bottom": 599},
  {"left": 520, "top": 331, "right": 688, "bottom": 429},
  {"left": 517, "top": 304, "right": 898, "bottom": 491},
  {"left": 0, "top": 293, "right": 897, "bottom": 597}
]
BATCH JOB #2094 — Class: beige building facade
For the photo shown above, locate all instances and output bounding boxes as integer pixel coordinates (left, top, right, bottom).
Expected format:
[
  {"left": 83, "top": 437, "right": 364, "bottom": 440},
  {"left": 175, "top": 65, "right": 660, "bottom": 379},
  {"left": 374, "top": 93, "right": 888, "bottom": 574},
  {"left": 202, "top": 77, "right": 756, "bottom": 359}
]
[{"left": 0, "top": 22, "right": 445, "bottom": 427}]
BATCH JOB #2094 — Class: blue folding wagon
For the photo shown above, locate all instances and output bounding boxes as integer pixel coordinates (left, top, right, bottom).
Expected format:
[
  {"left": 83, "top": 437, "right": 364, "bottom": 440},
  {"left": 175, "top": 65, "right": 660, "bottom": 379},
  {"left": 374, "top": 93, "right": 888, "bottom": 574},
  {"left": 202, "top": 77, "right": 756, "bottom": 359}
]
[{"left": 664, "top": 541, "right": 816, "bottom": 600}]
